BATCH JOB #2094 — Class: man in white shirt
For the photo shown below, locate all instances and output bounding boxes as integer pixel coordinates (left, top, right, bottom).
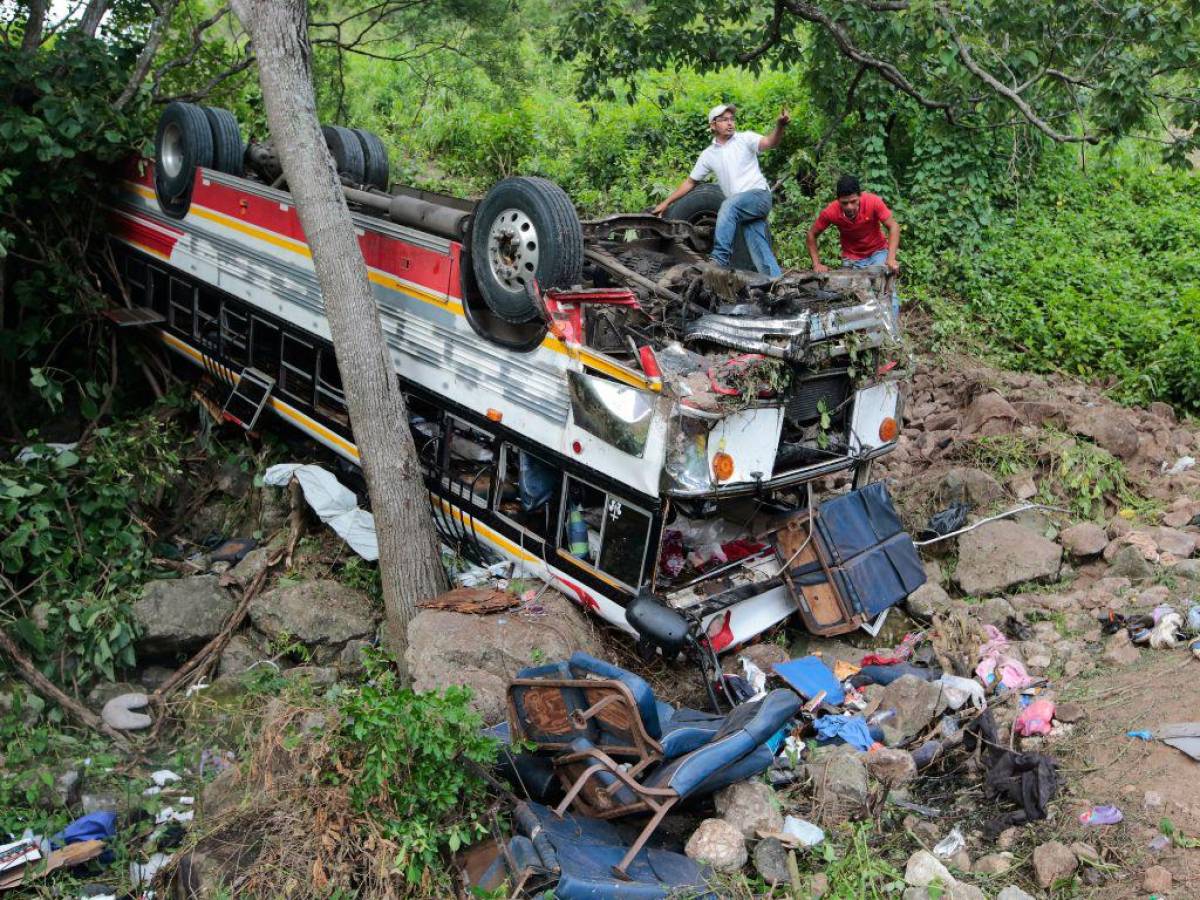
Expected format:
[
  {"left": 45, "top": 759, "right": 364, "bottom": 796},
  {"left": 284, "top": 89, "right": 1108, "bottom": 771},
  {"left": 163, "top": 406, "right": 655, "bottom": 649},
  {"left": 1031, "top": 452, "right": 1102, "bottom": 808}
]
[{"left": 653, "top": 103, "right": 790, "bottom": 277}]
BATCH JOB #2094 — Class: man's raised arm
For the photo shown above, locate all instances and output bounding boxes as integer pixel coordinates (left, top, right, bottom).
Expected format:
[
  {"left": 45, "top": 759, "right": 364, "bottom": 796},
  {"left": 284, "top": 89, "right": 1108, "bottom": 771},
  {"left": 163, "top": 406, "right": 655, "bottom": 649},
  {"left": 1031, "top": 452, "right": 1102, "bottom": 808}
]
[
  {"left": 758, "top": 107, "right": 791, "bottom": 151},
  {"left": 652, "top": 177, "right": 698, "bottom": 216}
]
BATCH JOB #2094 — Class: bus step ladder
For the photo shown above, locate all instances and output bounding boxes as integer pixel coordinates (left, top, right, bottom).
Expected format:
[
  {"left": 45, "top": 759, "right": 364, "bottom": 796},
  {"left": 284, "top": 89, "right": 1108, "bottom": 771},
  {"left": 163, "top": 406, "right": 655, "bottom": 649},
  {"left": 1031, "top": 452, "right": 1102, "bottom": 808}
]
[{"left": 222, "top": 367, "right": 275, "bottom": 431}]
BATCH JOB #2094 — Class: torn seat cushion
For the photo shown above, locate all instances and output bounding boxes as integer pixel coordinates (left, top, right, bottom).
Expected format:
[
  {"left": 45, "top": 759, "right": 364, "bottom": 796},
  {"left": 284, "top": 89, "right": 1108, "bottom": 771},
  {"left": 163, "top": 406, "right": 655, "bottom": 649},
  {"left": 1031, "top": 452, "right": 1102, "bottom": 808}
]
[
  {"left": 511, "top": 661, "right": 596, "bottom": 745},
  {"left": 830, "top": 533, "right": 926, "bottom": 619},
  {"left": 815, "top": 481, "right": 904, "bottom": 565},
  {"left": 567, "top": 653, "right": 663, "bottom": 742},
  {"left": 486, "top": 721, "right": 559, "bottom": 800}
]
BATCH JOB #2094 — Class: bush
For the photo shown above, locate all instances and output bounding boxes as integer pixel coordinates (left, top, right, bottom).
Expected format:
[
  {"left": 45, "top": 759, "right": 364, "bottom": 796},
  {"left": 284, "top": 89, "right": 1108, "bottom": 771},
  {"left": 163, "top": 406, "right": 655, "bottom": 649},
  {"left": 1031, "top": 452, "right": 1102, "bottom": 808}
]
[{"left": 336, "top": 650, "right": 498, "bottom": 883}]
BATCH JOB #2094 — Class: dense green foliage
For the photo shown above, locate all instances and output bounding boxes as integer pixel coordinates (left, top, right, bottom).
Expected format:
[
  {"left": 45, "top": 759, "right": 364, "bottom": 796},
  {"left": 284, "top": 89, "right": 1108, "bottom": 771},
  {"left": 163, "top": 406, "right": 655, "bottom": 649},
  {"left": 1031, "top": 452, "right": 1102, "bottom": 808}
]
[
  {"left": 0, "top": 416, "right": 180, "bottom": 686},
  {"left": 336, "top": 650, "right": 498, "bottom": 883}
]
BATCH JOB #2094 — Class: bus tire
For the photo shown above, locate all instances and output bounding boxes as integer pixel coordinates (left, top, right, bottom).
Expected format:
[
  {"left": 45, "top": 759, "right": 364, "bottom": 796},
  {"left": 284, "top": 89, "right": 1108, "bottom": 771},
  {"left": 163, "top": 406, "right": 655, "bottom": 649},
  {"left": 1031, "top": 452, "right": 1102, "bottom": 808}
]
[
  {"left": 154, "top": 102, "right": 213, "bottom": 219},
  {"left": 470, "top": 176, "right": 583, "bottom": 324},
  {"left": 352, "top": 128, "right": 390, "bottom": 191},
  {"left": 321, "top": 125, "right": 365, "bottom": 183},
  {"left": 665, "top": 182, "right": 760, "bottom": 272},
  {"left": 203, "top": 106, "right": 244, "bottom": 177}
]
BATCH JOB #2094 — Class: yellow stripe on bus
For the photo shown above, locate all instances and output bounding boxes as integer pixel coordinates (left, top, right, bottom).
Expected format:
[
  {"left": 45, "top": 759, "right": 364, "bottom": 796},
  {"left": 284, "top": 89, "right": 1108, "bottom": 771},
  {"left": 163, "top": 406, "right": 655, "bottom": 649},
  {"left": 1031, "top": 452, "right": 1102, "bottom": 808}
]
[{"left": 125, "top": 185, "right": 661, "bottom": 392}]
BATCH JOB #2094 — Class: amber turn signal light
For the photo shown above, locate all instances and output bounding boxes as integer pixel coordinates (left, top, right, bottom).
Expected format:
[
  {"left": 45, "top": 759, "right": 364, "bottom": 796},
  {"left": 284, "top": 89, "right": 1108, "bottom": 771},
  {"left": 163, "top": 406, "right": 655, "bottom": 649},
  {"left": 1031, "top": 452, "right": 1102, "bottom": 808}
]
[
  {"left": 878, "top": 417, "right": 898, "bottom": 442},
  {"left": 712, "top": 451, "right": 735, "bottom": 481}
]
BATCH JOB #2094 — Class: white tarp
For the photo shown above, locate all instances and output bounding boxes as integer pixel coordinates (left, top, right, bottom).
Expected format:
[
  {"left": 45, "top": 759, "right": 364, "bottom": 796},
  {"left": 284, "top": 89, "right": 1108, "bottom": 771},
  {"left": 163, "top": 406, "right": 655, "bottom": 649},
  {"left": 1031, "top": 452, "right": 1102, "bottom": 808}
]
[{"left": 264, "top": 463, "right": 378, "bottom": 560}]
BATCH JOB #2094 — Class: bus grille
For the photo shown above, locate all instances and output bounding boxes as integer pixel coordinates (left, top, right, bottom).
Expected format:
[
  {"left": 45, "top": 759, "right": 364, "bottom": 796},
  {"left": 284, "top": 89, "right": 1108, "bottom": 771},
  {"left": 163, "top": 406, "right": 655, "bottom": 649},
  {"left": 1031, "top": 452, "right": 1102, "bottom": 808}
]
[{"left": 785, "top": 369, "right": 852, "bottom": 426}]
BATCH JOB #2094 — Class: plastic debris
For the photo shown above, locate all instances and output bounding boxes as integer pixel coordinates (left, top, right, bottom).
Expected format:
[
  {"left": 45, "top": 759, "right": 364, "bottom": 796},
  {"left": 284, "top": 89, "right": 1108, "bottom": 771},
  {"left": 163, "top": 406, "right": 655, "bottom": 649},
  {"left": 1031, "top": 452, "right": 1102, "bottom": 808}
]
[
  {"left": 1148, "top": 834, "right": 1172, "bottom": 852},
  {"left": 1127, "top": 730, "right": 1153, "bottom": 741},
  {"left": 813, "top": 714, "right": 873, "bottom": 751},
  {"left": 939, "top": 674, "right": 987, "bottom": 710},
  {"left": 977, "top": 625, "right": 1038, "bottom": 691},
  {"left": 781, "top": 816, "right": 825, "bottom": 847},
  {"left": 932, "top": 827, "right": 965, "bottom": 859},
  {"left": 1013, "top": 699, "right": 1055, "bottom": 737},
  {"left": 739, "top": 656, "right": 768, "bottom": 700},
  {"left": 1167, "top": 456, "right": 1196, "bottom": 475},
  {"left": 919, "top": 502, "right": 970, "bottom": 541},
  {"left": 1187, "top": 604, "right": 1200, "bottom": 631},
  {"left": 150, "top": 769, "right": 181, "bottom": 787},
  {"left": 1150, "top": 612, "right": 1183, "bottom": 649},
  {"left": 773, "top": 656, "right": 845, "bottom": 705},
  {"left": 154, "top": 807, "right": 194, "bottom": 825},
  {"left": 264, "top": 463, "right": 379, "bottom": 560},
  {"left": 1079, "top": 805, "right": 1123, "bottom": 826},
  {"left": 130, "top": 851, "right": 172, "bottom": 888}
]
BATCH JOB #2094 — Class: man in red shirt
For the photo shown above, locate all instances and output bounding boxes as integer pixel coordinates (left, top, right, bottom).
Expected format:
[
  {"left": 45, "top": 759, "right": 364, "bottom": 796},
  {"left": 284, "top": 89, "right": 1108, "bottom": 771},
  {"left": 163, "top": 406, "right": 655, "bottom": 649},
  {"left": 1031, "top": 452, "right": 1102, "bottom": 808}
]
[{"left": 806, "top": 174, "right": 900, "bottom": 275}]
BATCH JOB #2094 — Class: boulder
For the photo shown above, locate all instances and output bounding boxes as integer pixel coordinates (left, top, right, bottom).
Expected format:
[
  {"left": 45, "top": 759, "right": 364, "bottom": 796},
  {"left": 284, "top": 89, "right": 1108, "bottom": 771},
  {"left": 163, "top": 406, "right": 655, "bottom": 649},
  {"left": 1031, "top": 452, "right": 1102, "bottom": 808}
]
[
  {"left": 961, "top": 393, "right": 1020, "bottom": 437},
  {"left": 218, "top": 632, "right": 267, "bottom": 678},
  {"left": 1102, "top": 630, "right": 1140, "bottom": 666},
  {"left": 996, "top": 888, "right": 1035, "bottom": 900},
  {"left": 955, "top": 520, "right": 1061, "bottom": 595},
  {"left": 249, "top": 579, "right": 378, "bottom": 650},
  {"left": 1060, "top": 522, "right": 1108, "bottom": 558},
  {"left": 878, "top": 676, "right": 946, "bottom": 746},
  {"left": 200, "top": 765, "right": 244, "bottom": 821},
  {"left": 714, "top": 780, "right": 782, "bottom": 838},
  {"left": 336, "top": 639, "right": 373, "bottom": 677},
  {"left": 865, "top": 748, "right": 916, "bottom": 785},
  {"left": 752, "top": 837, "right": 791, "bottom": 885},
  {"left": 405, "top": 589, "right": 603, "bottom": 723},
  {"left": 684, "top": 818, "right": 747, "bottom": 872},
  {"left": 1107, "top": 544, "right": 1154, "bottom": 581},
  {"left": 226, "top": 547, "right": 275, "bottom": 587},
  {"left": 1152, "top": 526, "right": 1196, "bottom": 558},
  {"left": 973, "top": 853, "right": 1013, "bottom": 875},
  {"left": 282, "top": 665, "right": 339, "bottom": 688},
  {"left": 133, "top": 575, "right": 236, "bottom": 656},
  {"left": 1171, "top": 558, "right": 1200, "bottom": 581},
  {"left": 935, "top": 467, "right": 1005, "bottom": 507},
  {"left": 1032, "top": 840, "right": 1077, "bottom": 888},
  {"left": 906, "top": 582, "right": 951, "bottom": 619},
  {"left": 905, "top": 850, "right": 954, "bottom": 888},
  {"left": 1070, "top": 408, "right": 1139, "bottom": 460},
  {"left": 811, "top": 751, "right": 868, "bottom": 818}
]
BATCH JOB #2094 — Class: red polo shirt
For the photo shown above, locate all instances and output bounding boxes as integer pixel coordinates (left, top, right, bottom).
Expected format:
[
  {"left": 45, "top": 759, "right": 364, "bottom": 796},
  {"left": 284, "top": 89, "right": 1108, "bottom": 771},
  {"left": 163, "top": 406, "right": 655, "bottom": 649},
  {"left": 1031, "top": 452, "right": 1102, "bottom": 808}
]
[{"left": 813, "top": 192, "right": 892, "bottom": 260}]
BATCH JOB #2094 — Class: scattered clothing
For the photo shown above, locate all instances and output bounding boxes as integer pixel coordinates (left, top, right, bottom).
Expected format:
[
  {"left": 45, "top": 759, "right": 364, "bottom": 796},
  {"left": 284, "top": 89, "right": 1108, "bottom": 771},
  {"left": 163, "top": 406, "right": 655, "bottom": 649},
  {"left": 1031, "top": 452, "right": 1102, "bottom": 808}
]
[
  {"left": 976, "top": 625, "right": 1038, "bottom": 691},
  {"left": 813, "top": 715, "right": 873, "bottom": 752}
]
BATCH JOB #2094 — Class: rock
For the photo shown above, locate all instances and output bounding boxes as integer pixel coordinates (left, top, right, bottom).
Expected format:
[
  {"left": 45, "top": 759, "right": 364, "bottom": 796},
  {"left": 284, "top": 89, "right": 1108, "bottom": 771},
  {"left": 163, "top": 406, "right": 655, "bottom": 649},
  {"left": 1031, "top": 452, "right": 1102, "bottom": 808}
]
[
  {"left": 1060, "top": 522, "right": 1108, "bottom": 558},
  {"left": 1054, "top": 702, "right": 1085, "bottom": 724},
  {"left": 1107, "top": 544, "right": 1154, "bottom": 581},
  {"left": 282, "top": 665, "right": 339, "bottom": 687},
  {"left": 752, "top": 837, "right": 791, "bottom": 885},
  {"left": 1007, "top": 474, "right": 1037, "bottom": 501},
  {"left": 406, "top": 589, "right": 604, "bottom": 723},
  {"left": 809, "top": 871, "right": 829, "bottom": 897},
  {"left": 1070, "top": 843, "right": 1099, "bottom": 866},
  {"left": 1149, "top": 401, "right": 1176, "bottom": 423},
  {"left": 977, "top": 597, "right": 1016, "bottom": 627},
  {"left": 1142, "top": 865, "right": 1172, "bottom": 894},
  {"left": 1172, "top": 558, "right": 1200, "bottom": 580},
  {"left": 812, "top": 751, "right": 869, "bottom": 817},
  {"left": 1032, "top": 840, "right": 1077, "bottom": 888},
  {"left": 955, "top": 520, "right": 1061, "bottom": 595},
  {"left": 684, "top": 818, "right": 746, "bottom": 872},
  {"left": 55, "top": 768, "right": 82, "bottom": 808},
  {"left": 79, "top": 792, "right": 120, "bottom": 814},
  {"left": 218, "top": 633, "right": 266, "bottom": 678},
  {"left": 865, "top": 747, "right": 917, "bottom": 785},
  {"left": 1102, "top": 630, "right": 1141, "bottom": 666},
  {"left": 133, "top": 575, "right": 237, "bottom": 656},
  {"left": 249, "top": 578, "right": 378, "bottom": 649},
  {"left": 996, "top": 888, "right": 1035, "bottom": 900},
  {"left": 200, "top": 765, "right": 243, "bottom": 821},
  {"left": 936, "top": 467, "right": 1005, "bottom": 507},
  {"left": 973, "top": 852, "right": 1013, "bottom": 875},
  {"left": 1152, "top": 526, "right": 1196, "bottom": 558},
  {"left": 962, "top": 393, "right": 1020, "bottom": 437},
  {"left": 949, "top": 849, "right": 972, "bottom": 873},
  {"left": 101, "top": 692, "right": 153, "bottom": 730},
  {"left": 227, "top": 547, "right": 274, "bottom": 586},
  {"left": 996, "top": 827, "right": 1021, "bottom": 850},
  {"left": 1143, "top": 790, "right": 1165, "bottom": 812},
  {"left": 714, "top": 780, "right": 782, "bottom": 838},
  {"left": 906, "top": 582, "right": 951, "bottom": 619},
  {"left": 1071, "top": 408, "right": 1139, "bottom": 460},
  {"left": 336, "top": 639, "right": 373, "bottom": 677},
  {"left": 86, "top": 680, "right": 143, "bottom": 711},
  {"left": 905, "top": 850, "right": 954, "bottom": 888},
  {"left": 21, "top": 765, "right": 81, "bottom": 810},
  {"left": 877, "top": 675, "right": 946, "bottom": 745}
]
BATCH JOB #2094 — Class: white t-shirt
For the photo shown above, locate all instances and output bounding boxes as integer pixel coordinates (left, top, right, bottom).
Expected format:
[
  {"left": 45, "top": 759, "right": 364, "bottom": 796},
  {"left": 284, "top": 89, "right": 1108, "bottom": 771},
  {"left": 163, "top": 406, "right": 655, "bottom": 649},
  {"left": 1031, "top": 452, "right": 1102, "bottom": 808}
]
[{"left": 689, "top": 131, "right": 769, "bottom": 197}]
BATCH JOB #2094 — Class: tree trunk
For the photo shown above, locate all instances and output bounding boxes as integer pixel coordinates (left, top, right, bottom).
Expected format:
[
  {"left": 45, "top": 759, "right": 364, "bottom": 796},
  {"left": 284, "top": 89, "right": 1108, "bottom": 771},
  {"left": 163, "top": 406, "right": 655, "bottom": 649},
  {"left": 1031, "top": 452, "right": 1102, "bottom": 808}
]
[
  {"left": 77, "top": 0, "right": 109, "bottom": 37},
  {"left": 229, "top": 0, "right": 447, "bottom": 661},
  {"left": 21, "top": 0, "right": 47, "bottom": 51}
]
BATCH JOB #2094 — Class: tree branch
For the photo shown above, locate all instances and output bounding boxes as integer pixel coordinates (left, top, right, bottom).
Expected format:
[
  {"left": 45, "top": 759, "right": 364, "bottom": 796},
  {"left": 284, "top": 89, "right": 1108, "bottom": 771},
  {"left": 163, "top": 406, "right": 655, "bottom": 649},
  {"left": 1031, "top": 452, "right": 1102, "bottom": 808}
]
[
  {"left": 115, "top": 0, "right": 183, "bottom": 110},
  {"left": 938, "top": 5, "right": 1100, "bottom": 144},
  {"left": 736, "top": 0, "right": 786, "bottom": 65},
  {"left": 77, "top": 0, "right": 109, "bottom": 37},
  {"left": 21, "top": 0, "right": 48, "bottom": 51}
]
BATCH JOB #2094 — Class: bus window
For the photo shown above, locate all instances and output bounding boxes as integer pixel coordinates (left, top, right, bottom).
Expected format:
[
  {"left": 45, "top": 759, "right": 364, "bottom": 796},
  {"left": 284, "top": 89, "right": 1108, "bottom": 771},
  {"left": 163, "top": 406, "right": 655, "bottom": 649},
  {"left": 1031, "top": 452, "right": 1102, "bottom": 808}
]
[
  {"left": 445, "top": 417, "right": 495, "bottom": 508},
  {"left": 169, "top": 277, "right": 194, "bottom": 333},
  {"left": 316, "top": 350, "right": 348, "bottom": 425},
  {"left": 250, "top": 317, "right": 281, "bottom": 374},
  {"left": 148, "top": 265, "right": 168, "bottom": 315},
  {"left": 125, "top": 255, "right": 147, "bottom": 305},
  {"left": 221, "top": 305, "right": 249, "bottom": 368},
  {"left": 562, "top": 474, "right": 652, "bottom": 589},
  {"left": 495, "top": 443, "right": 557, "bottom": 538},
  {"left": 279, "top": 333, "right": 317, "bottom": 405},
  {"left": 196, "top": 288, "right": 220, "bottom": 341}
]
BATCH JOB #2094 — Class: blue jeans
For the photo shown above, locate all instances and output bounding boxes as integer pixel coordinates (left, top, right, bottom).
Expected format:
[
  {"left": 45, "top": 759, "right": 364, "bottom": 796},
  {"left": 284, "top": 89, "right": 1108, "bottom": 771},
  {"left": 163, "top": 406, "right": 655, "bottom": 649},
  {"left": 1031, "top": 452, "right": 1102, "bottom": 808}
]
[
  {"left": 842, "top": 248, "right": 900, "bottom": 320},
  {"left": 711, "top": 189, "right": 781, "bottom": 278}
]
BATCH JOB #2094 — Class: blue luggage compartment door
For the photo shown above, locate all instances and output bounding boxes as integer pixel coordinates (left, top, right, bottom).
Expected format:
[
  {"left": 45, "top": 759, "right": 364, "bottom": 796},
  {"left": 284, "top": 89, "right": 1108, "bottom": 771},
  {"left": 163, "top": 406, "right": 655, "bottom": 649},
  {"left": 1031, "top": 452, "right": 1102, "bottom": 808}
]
[
  {"left": 830, "top": 533, "right": 926, "bottom": 618},
  {"left": 814, "top": 481, "right": 904, "bottom": 565}
]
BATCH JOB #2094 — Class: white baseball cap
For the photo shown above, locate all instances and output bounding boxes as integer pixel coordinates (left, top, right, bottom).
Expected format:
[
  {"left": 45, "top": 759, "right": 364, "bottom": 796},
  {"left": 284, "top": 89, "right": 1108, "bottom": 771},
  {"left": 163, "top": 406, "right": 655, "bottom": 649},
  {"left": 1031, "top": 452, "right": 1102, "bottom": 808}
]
[{"left": 707, "top": 103, "right": 737, "bottom": 123}]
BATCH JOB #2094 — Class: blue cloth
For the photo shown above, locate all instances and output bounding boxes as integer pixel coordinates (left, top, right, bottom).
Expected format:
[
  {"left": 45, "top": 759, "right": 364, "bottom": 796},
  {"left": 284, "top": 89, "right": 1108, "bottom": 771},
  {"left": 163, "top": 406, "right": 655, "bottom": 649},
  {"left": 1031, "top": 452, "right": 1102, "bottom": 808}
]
[
  {"left": 773, "top": 655, "right": 845, "bottom": 705},
  {"left": 813, "top": 715, "right": 873, "bottom": 751},
  {"left": 711, "top": 188, "right": 781, "bottom": 277},
  {"left": 853, "top": 663, "right": 938, "bottom": 687},
  {"left": 52, "top": 811, "right": 117, "bottom": 848},
  {"left": 841, "top": 247, "right": 899, "bottom": 319}
]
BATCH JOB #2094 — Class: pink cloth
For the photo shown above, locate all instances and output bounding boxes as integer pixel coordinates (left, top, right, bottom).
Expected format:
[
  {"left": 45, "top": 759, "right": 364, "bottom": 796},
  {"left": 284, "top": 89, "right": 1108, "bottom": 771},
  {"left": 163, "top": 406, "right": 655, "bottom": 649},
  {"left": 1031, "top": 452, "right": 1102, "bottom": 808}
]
[
  {"left": 975, "top": 625, "right": 1038, "bottom": 690},
  {"left": 1014, "top": 699, "right": 1056, "bottom": 736}
]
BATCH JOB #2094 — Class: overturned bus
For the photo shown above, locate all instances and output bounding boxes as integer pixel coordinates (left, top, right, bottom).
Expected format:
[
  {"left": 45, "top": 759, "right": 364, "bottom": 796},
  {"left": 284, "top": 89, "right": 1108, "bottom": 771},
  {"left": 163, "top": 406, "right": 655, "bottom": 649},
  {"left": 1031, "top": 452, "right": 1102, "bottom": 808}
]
[{"left": 105, "top": 102, "right": 923, "bottom": 658}]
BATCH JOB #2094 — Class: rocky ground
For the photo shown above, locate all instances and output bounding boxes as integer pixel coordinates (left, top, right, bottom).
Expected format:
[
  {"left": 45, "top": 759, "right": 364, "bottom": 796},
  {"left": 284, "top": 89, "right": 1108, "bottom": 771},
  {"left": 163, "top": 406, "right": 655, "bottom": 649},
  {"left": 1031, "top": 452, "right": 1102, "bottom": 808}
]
[{"left": 2, "top": 346, "right": 1199, "bottom": 898}]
